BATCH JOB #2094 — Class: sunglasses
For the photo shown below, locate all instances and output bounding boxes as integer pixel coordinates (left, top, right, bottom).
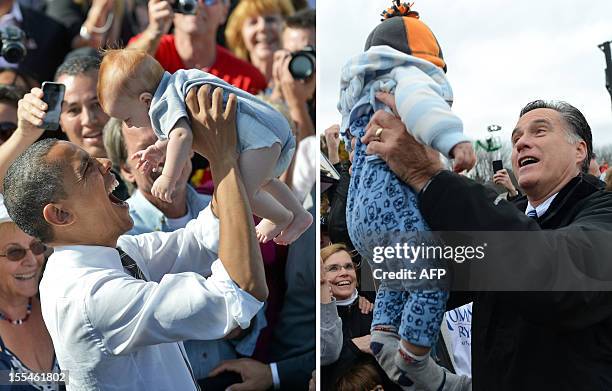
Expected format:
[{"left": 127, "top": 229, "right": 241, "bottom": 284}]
[
  {"left": 0, "top": 241, "right": 47, "bottom": 261},
  {"left": 0, "top": 121, "right": 17, "bottom": 143}
]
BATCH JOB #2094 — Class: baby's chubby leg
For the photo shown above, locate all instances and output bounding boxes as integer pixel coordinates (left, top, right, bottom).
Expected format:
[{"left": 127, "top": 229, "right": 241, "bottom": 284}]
[
  {"left": 263, "top": 178, "right": 313, "bottom": 245},
  {"left": 239, "top": 144, "right": 293, "bottom": 243}
]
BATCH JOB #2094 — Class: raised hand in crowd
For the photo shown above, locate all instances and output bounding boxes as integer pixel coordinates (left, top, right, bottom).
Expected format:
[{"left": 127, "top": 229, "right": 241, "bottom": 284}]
[
  {"left": 128, "top": 0, "right": 174, "bottom": 54},
  {"left": 270, "top": 49, "right": 315, "bottom": 141},
  {"left": 65, "top": 0, "right": 117, "bottom": 49},
  {"left": 324, "top": 124, "right": 341, "bottom": 165},
  {"left": 493, "top": 168, "right": 519, "bottom": 197},
  {"left": 0, "top": 88, "right": 46, "bottom": 191}
]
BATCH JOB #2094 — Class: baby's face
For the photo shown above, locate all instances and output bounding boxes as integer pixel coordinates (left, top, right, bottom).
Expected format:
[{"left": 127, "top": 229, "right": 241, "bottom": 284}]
[{"left": 105, "top": 95, "right": 152, "bottom": 130}]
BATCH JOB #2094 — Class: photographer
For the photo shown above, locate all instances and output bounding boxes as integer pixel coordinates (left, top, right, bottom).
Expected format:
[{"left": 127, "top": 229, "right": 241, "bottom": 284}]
[
  {"left": 0, "top": 1, "right": 70, "bottom": 83},
  {"left": 128, "top": 0, "right": 267, "bottom": 95},
  {"left": 270, "top": 8, "right": 315, "bottom": 142}
]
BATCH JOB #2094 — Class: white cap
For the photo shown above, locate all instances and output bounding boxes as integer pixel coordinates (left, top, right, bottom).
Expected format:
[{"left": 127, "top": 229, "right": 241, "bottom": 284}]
[{"left": 0, "top": 193, "right": 12, "bottom": 225}]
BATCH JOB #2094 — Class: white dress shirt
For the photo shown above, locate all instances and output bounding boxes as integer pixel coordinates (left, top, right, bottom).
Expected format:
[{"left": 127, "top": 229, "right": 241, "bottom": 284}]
[
  {"left": 39, "top": 206, "right": 263, "bottom": 390},
  {"left": 291, "top": 135, "right": 316, "bottom": 205},
  {"left": 525, "top": 193, "right": 558, "bottom": 218}
]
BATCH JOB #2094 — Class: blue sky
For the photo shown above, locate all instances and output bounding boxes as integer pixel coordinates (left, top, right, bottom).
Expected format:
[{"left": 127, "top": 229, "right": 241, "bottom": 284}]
[{"left": 318, "top": 0, "right": 612, "bottom": 146}]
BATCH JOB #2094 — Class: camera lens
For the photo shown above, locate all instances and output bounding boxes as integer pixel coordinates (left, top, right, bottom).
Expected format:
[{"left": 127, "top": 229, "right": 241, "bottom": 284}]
[
  {"left": 182, "top": 2, "right": 195, "bottom": 12},
  {"left": 289, "top": 55, "right": 314, "bottom": 80},
  {"left": 0, "top": 26, "right": 26, "bottom": 64},
  {"left": 2, "top": 44, "right": 24, "bottom": 64}
]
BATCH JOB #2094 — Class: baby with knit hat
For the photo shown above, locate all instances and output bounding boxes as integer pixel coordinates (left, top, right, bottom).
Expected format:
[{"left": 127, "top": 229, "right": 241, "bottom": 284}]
[{"left": 339, "top": 2, "right": 473, "bottom": 389}]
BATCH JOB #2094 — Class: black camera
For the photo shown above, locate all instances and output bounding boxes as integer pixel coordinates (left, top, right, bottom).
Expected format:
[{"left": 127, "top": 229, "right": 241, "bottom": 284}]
[
  {"left": 172, "top": 0, "right": 197, "bottom": 15},
  {"left": 0, "top": 26, "right": 26, "bottom": 64},
  {"left": 288, "top": 45, "right": 315, "bottom": 80}
]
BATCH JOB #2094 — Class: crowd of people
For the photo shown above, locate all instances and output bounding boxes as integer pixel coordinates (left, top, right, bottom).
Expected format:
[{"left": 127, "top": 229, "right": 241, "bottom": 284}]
[
  {"left": 320, "top": 1, "right": 612, "bottom": 391},
  {"left": 0, "top": 0, "right": 316, "bottom": 390}
]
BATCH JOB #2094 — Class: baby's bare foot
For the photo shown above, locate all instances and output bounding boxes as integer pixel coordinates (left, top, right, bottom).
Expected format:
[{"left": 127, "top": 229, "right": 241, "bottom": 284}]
[
  {"left": 274, "top": 210, "right": 313, "bottom": 245},
  {"left": 256, "top": 216, "right": 291, "bottom": 244}
]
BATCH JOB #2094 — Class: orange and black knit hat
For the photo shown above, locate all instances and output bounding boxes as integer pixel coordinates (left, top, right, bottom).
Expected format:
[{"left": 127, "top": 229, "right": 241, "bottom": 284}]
[{"left": 364, "top": 1, "right": 447, "bottom": 72}]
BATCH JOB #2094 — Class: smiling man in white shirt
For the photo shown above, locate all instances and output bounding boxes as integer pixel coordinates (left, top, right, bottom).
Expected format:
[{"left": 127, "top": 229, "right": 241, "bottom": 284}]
[{"left": 2, "top": 86, "right": 268, "bottom": 390}]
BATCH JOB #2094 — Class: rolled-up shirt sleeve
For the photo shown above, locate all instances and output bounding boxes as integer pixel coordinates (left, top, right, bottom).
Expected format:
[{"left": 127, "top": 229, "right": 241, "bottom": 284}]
[{"left": 85, "top": 259, "right": 263, "bottom": 356}]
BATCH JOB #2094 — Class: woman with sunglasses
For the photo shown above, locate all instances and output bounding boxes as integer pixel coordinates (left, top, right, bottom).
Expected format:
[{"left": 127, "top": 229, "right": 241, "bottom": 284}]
[
  {"left": 320, "top": 243, "right": 401, "bottom": 391},
  {"left": 0, "top": 198, "right": 61, "bottom": 390}
]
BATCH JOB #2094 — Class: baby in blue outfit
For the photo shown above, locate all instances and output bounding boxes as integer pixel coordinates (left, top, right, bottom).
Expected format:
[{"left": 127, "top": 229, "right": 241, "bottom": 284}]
[
  {"left": 99, "top": 49, "right": 312, "bottom": 245},
  {"left": 339, "top": 2, "right": 474, "bottom": 389}
]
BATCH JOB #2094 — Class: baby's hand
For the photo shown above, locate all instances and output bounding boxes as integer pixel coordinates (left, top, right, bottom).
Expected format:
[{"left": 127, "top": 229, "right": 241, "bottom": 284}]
[
  {"left": 450, "top": 142, "right": 477, "bottom": 173},
  {"left": 131, "top": 144, "right": 166, "bottom": 175},
  {"left": 151, "top": 174, "right": 176, "bottom": 203}
]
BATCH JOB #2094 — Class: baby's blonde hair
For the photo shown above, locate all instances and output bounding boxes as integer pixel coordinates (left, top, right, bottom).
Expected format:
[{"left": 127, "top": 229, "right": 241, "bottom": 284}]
[{"left": 98, "top": 49, "right": 165, "bottom": 111}]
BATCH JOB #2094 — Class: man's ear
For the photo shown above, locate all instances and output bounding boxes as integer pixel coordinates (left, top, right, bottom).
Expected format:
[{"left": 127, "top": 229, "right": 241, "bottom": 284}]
[
  {"left": 139, "top": 92, "right": 153, "bottom": 108},
  {"left": 120, "top": 162, "right": 136, "bottom": 185},
  {"left": 576, "top": 140, "right": 588, "bottom": 168},
  {"left": 42, "top": 203, "right": 74, "bottom": 227}
]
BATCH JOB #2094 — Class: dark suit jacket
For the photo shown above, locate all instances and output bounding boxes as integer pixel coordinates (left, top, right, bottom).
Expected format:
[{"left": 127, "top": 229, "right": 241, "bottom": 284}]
[
  {"left": 18, "top": 4, "right": 70, "bottom": 83},
  {"left": 269, "top": 188, "right": 316, "bottom": 390}
]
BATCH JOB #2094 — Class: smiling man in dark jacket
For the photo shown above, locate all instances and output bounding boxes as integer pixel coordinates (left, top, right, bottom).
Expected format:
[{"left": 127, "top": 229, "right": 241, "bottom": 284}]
[{"left": 362, "top": 97, "right": 612, "bottom": 391}]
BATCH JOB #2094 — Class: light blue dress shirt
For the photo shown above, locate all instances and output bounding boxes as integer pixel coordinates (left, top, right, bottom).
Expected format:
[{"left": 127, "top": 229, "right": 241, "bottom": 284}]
[{"left": 126, "top": 186, "right": 211, "bottom": 235}]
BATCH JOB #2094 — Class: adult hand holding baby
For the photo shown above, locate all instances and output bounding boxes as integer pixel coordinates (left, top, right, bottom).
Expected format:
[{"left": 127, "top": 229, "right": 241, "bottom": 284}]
[
  {"left": 374, "top": 91, "right": 477, "bottom": 174},
  {"left": 186, "top": 85, "right": 238, "bottom": 165},
  {"left": 186, "top": 85, "right": 238, "bottom": 216},
  {"left": 362, "top": 108, "right": 444, "bottom": 193}
]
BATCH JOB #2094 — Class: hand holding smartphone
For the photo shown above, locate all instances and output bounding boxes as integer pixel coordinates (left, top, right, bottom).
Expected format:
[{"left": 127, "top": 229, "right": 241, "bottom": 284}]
[
  {"left": 492, "top": 159, "right": 503, "bottom": 174},
  {"left": 40, "top": 82, "right": 65, "bottom": 131}
]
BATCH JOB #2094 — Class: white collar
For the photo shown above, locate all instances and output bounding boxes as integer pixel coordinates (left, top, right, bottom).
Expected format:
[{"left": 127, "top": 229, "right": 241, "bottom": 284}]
[
  {"left": 0, "top": 2, "right": 23, "bottom": 25},
  {"left": 525, "top": 192, "right": 558, "bottom": 218},
  {"left": 335, "top": 289, "right": 358, "bottom": 306},
  {"left": 50, "top": 244, "right": 124, "bottom": 271}
]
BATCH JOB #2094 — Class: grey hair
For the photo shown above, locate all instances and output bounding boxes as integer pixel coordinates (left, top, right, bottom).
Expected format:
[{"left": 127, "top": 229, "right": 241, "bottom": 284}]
[
  {"left": 103, "top": 117, "right": 127, "bottom": 169},
  {"left": 103, "top": 117, "right": 134, "bottom": 193},
  {"left": 3, "top": 139, "right": 67, "bottom": 242},
  {"left": 519, "top": 100, "right": 592, "bottom": 173}
]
